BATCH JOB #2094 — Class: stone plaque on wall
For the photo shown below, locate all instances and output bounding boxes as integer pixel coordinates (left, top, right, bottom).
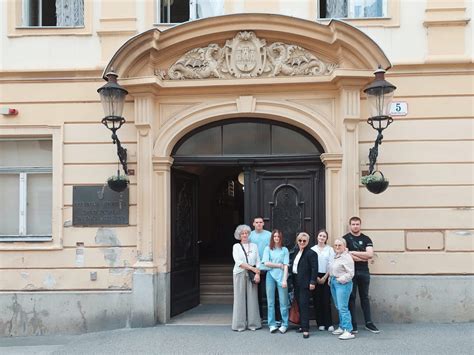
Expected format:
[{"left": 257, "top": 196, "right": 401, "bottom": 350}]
[{"left": 73, "top": 186, "right": 129, "bottom": 226}]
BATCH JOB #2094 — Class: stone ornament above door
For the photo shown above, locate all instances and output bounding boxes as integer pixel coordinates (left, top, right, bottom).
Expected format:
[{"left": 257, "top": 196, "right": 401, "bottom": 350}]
[{"left": 157, "top": 31, "right": 337, "bottom": 80}]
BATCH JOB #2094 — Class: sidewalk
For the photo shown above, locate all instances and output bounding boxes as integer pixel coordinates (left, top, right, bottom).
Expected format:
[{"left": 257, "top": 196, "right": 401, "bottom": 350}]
[{"left": 1, "top": 322, "right": 473, "bottom": 355}]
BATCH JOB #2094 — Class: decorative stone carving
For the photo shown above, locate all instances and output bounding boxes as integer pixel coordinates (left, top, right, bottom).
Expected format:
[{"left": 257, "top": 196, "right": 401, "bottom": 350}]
[{"left": 164, "top": 31, "right": 336, "bottom": 80}]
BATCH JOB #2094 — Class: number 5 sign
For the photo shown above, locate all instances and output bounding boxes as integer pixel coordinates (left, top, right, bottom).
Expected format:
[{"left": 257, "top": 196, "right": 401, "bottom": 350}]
[{"left": 390, "top": 101, "right": 408, "bottom": 116}]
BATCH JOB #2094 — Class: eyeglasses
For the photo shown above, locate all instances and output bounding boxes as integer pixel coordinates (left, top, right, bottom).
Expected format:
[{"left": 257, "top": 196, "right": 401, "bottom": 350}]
[
  {"left": 297, "top": 239, "right": 308, "bottom": 243},
  {"left": 334, "top": 244, "right": 343, "bottom": 247}
]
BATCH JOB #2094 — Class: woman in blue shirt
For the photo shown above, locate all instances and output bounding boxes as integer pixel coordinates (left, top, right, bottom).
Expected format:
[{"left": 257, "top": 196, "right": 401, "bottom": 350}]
[{"left": 262, "top": 229, "right": 289, "bottom": 334}]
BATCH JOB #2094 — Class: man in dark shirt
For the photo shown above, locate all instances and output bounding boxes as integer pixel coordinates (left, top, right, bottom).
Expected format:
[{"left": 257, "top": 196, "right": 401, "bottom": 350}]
[{"left": 343, "top": 216, "right": 380, "bottom": 334}]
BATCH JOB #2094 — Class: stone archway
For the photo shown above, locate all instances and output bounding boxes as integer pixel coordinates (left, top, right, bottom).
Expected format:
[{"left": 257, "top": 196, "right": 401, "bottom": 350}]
[{"left": 108, "top": 14, "right": 392, "bottom": 325}]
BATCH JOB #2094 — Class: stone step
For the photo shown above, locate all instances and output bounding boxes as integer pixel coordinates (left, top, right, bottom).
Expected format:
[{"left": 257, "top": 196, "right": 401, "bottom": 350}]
[
  {"left": 201, "top": 283, "right": 233, "bottom": 294},
  {"left": 201, "top": 293, "right": 233, "bottom": 305},
  {"left": 201, "top": 274, "right": 233, "bottom": 284}
]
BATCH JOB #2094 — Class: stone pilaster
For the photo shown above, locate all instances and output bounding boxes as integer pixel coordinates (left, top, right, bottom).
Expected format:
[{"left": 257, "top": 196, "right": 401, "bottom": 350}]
[
  {"left": 320, "top": 153, "right": 343, "bottom": 242},
  {"left": 133, "top": 95, "right": 155, "bottom": 270},
  {"left": 340, "top": 88, "right": 361, "bottom": 227}
]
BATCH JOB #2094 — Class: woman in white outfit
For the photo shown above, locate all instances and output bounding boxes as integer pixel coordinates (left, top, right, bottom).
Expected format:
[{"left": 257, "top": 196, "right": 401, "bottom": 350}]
[{"left": 231, "top": 224, "right": 262, "bottom": 331}]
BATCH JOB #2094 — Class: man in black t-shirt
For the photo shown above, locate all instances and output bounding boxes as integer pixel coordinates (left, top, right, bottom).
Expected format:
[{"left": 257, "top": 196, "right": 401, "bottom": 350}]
[{"left": 343, "top": 216, "right": 380, "bottom": 334}]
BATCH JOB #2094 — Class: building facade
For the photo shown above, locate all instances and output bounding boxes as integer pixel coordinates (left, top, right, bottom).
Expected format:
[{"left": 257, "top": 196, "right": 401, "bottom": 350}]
[{"left": 0, "top": 0, "right": 473, "bottom": 336}]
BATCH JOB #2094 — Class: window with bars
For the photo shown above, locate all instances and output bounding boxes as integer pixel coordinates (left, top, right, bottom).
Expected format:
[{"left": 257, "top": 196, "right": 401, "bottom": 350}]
[
  {"left": 22, "top": 0, "right": 84, "bottom": 27},
  {"left": 0, "top": 139, "right": 53, "bottom": 241},
  {"left": 319, "top": 0, "right": 386, "bottom": 19}
]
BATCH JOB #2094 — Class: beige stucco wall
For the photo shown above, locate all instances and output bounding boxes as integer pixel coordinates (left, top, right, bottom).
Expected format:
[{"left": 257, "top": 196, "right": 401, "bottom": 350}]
[{"left": 0, "top": 1, "right": 473, "bottom": 333}]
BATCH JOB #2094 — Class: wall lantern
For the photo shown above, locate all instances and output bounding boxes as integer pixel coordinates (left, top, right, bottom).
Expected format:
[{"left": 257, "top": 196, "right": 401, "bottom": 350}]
[
  {"left": 97, "top": 71, "right": 129, "bottom": 173},
  {"left": 361, "top": 67, "right": 397, "bottom": 194}
]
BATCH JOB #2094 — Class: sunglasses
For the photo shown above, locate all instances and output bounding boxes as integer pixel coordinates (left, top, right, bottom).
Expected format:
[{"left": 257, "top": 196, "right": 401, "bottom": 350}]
[{"left": 297, "top": 239, "right": 308, "bottom": 243}]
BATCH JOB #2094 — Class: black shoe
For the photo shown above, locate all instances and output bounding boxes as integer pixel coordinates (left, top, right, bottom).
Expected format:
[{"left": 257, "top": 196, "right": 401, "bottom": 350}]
[
  {"left": 296, "top": 327, "right": 303, "bottom": 333},
  {"left": 365, "top": 323, "right": 380, "bottom": 333},
  {"left": 352, "top": 324, "right": 358, "bottom": 334},
  {"left": 303, "top": 332, "right": 309, "bottom": 339}
]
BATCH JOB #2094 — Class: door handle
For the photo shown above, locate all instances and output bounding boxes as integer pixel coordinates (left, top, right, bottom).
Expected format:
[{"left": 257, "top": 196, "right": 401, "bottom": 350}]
[{"left": 197, "top": 240, "right": 203, "bottom": 244}]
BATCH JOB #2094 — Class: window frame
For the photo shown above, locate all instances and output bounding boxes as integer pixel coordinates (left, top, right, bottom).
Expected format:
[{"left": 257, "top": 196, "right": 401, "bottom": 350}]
[
  {"left": 8, "top": 0, "right": 92, "bottom": 37},
  {"left": 0, "top": 126, "right": 63, "bottom": 250},
  {"left": 317, "top": 0, "right": 400, "bottom": 28}
]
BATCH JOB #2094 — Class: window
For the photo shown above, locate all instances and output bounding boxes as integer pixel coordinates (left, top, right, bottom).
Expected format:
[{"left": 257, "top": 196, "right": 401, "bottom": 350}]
[
  {"left": 173, "top": 120, "right": 321, "bottom": 157},
  {"left": 0, "top": 139, "right": 52, "bottom": 241},
  {"left": 319, "top": 0, "right": 386, "bottom": 19},
  {"left": 22, "top": 0, "right": 84, "bottom": 27},
  {"left": 157, "top": 0, "right": 224, "bottom": 24}
]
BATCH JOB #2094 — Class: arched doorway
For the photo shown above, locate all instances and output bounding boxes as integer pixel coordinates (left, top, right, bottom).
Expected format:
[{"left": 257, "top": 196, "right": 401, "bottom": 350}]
[{"left": 170, "top": 118, "right": 325, "bottom": 316}]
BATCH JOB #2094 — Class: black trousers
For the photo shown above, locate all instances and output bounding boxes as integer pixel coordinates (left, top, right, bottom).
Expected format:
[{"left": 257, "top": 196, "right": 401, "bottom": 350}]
[
  {"left": 312, "top": 272, "right": 332, "bottom": 328},
  {"left": 348, "top": 270, "right": 372, "bottom": 329},
  {"left": 294, "top": 278, "right": 311, "bottom": 332},
  {"left": 257, "top": 270, "right": 267, "bottom": 319}
]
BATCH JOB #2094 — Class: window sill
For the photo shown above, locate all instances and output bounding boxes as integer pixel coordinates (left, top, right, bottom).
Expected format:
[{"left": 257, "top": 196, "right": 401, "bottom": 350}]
[
  {"left": 0, "top": 236, "right": 52, "bottom": 242},
  {"left": 9, "top": 26, "right": 92, "bottom": 37},
  {"left": 318, "top": 16, "right": 399, "bottom": 28}
]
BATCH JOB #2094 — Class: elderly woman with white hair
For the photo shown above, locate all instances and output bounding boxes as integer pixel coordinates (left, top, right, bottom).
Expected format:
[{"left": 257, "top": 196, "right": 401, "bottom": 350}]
[{"left": 231, "top": 224, "right": 262, "bottom": 331}]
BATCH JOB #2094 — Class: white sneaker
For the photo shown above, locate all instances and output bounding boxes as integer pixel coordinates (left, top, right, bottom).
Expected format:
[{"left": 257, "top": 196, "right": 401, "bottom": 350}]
[
  {"left": 327, "top": 326, "right": 335, "bottom": 332},
  {"left": 318, "top": 326, "right": 325, "bottom": 331},
  {"left": 339, "top": 330, "right": 355, "bottom": 340},
  {"left": 332, "top": 327, "right": 343, "bottom": 335},
  {"left": 269, "top": 326, "right": 278, "bottom": 333},
  {"left": 278, "top": 326, "right": 287, "bottom": 334}
]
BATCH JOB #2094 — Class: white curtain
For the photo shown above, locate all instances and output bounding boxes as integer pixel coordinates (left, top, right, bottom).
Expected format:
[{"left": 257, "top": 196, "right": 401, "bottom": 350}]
[
  {"left": 351, "top": 0, "right": 384, "bottom": 18},
  {"left": 56, "top": 0, "right": 84, "bottom": 26},
  {"left": 196, "top": 0, "right": 224, "bottom": 18},
  {"left": 326, "top": 0, "right": 348, "bottom": 18}
]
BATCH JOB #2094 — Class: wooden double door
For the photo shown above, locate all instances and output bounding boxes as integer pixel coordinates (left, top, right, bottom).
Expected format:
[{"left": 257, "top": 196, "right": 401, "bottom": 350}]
[{"left": 170, "top": 162, "right": 325, "bottom": 317}]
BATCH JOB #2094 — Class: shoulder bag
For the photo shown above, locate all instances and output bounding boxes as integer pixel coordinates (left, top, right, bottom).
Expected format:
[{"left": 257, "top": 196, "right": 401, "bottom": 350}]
[{"left": 240, "top": 243, "right": 258, "bottom": 284}]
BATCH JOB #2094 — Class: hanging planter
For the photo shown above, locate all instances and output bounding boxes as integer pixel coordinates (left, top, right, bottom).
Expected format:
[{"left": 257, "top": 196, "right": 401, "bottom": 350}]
[
  {"left": 361, "top": 171, "right": 389, "bottom": 194},
  {"left": 107, "top": 173, "right": 129, "bottom": 193}
]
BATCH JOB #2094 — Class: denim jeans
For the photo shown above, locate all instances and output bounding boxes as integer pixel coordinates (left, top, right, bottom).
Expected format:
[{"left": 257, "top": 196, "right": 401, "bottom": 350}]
[
  {"left": 349, "top": 270, "right": 372, "bottom": 329},
  {"left": 330, "top": 277, "right": 353, "bottom": 332},
  {"left": 266, "top": 273, "right": 289, "bottom": 328}
]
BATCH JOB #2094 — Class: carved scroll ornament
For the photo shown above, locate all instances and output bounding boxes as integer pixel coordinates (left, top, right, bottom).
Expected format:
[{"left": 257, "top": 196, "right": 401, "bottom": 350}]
[{"left": 161, "top": 31, "right": 337, "bottom": 80}]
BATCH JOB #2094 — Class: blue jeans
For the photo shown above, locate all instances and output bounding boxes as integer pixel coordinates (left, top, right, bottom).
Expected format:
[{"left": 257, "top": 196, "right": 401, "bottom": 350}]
[
  {"left": 266, "top": 273, "right": 289, "bottom": 328},
  {"left": 330, "top": 277, "right": 353, "bottom": 332}
]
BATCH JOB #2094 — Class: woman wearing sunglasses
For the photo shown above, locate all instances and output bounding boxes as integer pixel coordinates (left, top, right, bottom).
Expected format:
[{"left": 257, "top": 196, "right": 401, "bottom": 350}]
[
  {"left": 262, "top": 229, "right": 289, "bottom": 334},
  {"left": 290, "top": 232, "right": 318, "bottom": 338},
  {"left": 328, "top": 238, "right": 355, "bottom": 340}
]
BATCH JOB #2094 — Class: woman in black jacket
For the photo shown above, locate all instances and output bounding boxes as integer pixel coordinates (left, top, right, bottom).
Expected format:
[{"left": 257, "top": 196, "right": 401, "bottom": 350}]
[{"left": 290, "top": 232, "right": 319, "bottom": 338}]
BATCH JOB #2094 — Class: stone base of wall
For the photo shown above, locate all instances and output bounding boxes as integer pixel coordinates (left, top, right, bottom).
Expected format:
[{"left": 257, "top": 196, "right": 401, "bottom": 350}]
[
  {"left": 367, "top": 275, "right": 473, "bottom": 323},
  {"left": 0, "top": 291, "right": 132, "bottom": 337},
  {"left": 1, "top": 275, "right": 472, "bottom": 337}
]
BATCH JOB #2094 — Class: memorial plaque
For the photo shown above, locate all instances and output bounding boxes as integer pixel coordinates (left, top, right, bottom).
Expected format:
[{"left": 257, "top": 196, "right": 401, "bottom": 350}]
[{"left": 73, "top": 185, "right": 129, "bottom": 226}]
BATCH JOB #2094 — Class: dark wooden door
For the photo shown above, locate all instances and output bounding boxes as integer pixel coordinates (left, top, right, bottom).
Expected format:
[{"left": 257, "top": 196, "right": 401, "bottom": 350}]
[
  {"left": 171, "top": 170, "right": 199, "bottom": 317},
  {"left": 247, "top": 164, "right": 325, "bottom": 250}
]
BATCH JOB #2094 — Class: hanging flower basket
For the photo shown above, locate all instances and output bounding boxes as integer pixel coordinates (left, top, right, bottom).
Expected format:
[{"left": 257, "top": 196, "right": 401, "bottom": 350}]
[
  {"left": 361, "top": 171, "right": 389, "bottom": 194},
  {"left": 107, "top": 174, "right": 129, "bottom": 193}
]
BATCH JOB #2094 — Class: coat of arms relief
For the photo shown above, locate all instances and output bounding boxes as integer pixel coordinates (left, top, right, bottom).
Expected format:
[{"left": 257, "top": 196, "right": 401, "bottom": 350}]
[{"left": 159, "top": 31, "right": 337, "bottom": 80}]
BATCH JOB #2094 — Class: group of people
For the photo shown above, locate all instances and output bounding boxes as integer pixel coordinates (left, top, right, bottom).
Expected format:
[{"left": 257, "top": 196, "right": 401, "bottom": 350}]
[{"left": 231, "top": 216, "right": 380, "bottom": 340}]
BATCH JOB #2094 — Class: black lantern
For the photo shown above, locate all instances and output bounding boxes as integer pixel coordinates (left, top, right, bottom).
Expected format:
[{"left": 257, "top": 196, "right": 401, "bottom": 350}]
[
  {"left": 363, "top": 67, "right": 396, "bottom": 175},
  {"left": 98, "top": 71, "right": 129, "bottom": 175}
]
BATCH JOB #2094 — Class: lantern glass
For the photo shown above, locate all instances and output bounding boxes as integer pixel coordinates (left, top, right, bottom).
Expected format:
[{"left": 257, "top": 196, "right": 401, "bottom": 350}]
[
  {"left": 366, "top": 88, "right": 394, "bottom": 118},
  {"left": 99, "top": 86, "right": 127, "bottom": 119}
]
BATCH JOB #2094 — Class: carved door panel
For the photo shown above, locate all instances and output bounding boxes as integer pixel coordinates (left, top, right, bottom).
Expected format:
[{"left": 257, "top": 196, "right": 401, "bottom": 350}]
[
  {"left": 249, "top": 165, "right": 325, "bottom": 250},
  {"left": 171, "top": 170, "right": 199, "bottom": 317}
]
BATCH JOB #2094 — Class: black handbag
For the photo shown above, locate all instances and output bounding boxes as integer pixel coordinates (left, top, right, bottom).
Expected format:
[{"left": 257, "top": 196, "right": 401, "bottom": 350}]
[{"left": 240, "top": 243, "right": 258, "bottom": 284}]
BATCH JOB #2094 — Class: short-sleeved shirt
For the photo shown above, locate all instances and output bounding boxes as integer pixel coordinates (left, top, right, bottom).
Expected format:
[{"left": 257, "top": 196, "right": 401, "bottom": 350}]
[
  {"left": 249, "top": 229, "right": 271, "bottom": 261},
  {"left": 343, "top": 233, "right": 373, "bottom": 272},
  {"left": 310, "top": 244, "right": 335, "bottom": 274},
  {"left": 262, "top": 246, "right": 289, "bottom": 285}
]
